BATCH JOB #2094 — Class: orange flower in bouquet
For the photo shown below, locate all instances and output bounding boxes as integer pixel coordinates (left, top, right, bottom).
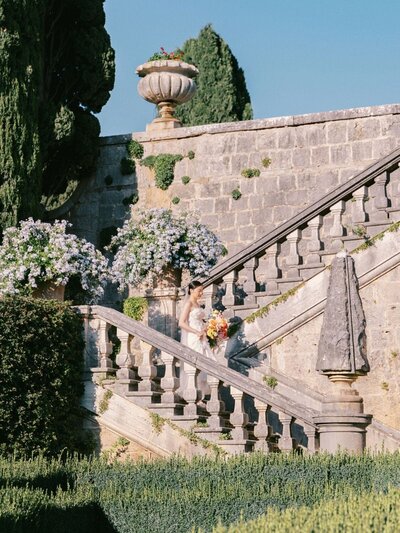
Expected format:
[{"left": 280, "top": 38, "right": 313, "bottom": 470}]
[{"left": 206, "top": 310, "right": 229, "bottom": 348}]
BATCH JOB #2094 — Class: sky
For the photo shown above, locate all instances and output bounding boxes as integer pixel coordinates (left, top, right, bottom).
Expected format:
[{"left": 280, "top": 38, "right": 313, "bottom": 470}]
[{"left": 98, "top": 0, "right": 400, "bottom": 137}]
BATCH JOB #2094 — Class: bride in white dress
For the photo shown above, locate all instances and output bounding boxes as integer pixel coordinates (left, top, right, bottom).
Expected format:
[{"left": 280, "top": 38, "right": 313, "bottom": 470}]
[{"left": 178, "top": 281, "right": 215, "bottom": 402}]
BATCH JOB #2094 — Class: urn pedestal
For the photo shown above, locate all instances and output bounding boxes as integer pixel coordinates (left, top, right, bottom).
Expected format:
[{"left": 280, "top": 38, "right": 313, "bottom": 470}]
[{"left": 136, "top": 60, "right": 199, "bottom": 132}]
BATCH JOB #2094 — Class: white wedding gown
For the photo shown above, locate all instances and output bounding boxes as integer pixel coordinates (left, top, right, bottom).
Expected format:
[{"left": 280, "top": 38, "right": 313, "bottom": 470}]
[{"left": 179, "top": 307, "right": 216, "bottom": 399}]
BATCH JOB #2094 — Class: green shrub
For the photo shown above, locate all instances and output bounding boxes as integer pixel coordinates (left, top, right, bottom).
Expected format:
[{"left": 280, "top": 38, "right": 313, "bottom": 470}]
[
  {"left": 212, "top": 488, "right": 400, "bottom": 532},
  {"left": 122, "top": 193, "right": 139, "bottom": 206},
  {"left": 139, "top": 154, "right": 183, "bottom": 189},
  {"left": 231, "top": 189, "right": 242, "bottom": 200},
  {"left": 120, "top": 157, "right": 135, "bottom": 175},
  {"left": 187, "top": 150, "right": 195, "bottom": 160},
  {"left": 0, "top": 297, "right": 88, "bottom": 457},
  {"left": 126, "top": 139, "right": 144, "bottom": 160},
  {"left": 181, "top": 175, "right": 191, "bottom": 185},
  {"left": 1, "top": 453, "right": 400, "bottom": 532},
  {"left": 153, "top": 154, "right": 183, "bottom": 190},
  {"left": 241, "top": 168, "right": 260, "bottom": 178},
  {"left": 140, "top": 155, "right": 156, "bottom": 168},
  {"left": 123, "top": 297, "right": 148, "bottom": 321},
  {"left": 104, "top": 175, "right": 113, "bottom": 186},
  {"left": 262, "top": 157, "right": 271, "bottom": 168},
  {"left": 172, "top": 196, "right": 180, "bottom": 204}
]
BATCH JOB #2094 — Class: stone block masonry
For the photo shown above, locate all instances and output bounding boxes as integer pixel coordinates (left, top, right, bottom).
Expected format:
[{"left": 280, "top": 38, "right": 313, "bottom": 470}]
[{"left": 69, "top": 104, "right": 400, "bottom": 259}]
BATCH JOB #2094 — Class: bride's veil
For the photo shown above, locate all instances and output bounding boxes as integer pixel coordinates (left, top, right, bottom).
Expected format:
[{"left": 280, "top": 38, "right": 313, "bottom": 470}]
[{"left": 179, "top": 287, "right": 190, "bottom": 346}]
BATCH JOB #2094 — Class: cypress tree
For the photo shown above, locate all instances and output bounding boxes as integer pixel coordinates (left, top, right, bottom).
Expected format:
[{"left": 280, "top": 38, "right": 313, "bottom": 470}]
[
  {"left": 175, "top": 24, "right": 253, "bottom": 127},
  {"left": 0, "top": 0, "right": 115, "bottom": 233},
  {"left": 40, "top": 0, "right": 115, "bottom": 200},
  {"left": 0, "top": 0, "right": 44, "bottom": 230}
]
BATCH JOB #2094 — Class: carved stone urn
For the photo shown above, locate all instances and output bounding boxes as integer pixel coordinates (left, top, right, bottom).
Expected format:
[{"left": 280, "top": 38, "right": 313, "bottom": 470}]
[{"left": 136, "top": 60, "right": 199, "bottom": 132}]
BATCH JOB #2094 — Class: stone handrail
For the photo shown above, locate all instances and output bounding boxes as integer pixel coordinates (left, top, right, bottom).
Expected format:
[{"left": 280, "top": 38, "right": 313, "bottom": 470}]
[
  {"left": 78, "top": 304, "right": 319, "bottom": 453},
  {"left": 84, "top": 305, "right": 317, "bottom": 422},
  {"left": 203, "top": 146, "right": 400, "bottom": 288}
]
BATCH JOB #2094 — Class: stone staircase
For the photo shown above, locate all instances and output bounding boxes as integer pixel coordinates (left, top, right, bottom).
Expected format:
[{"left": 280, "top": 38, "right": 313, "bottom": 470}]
[
  {"left": 80, "top": 305, "right": 320, "bottom": 455},
  {"left": 201, "top": 146, "right": 400, "bottom": 318},
  {"left": 80, "top": 147, "right": 400, "bottom": 456}
]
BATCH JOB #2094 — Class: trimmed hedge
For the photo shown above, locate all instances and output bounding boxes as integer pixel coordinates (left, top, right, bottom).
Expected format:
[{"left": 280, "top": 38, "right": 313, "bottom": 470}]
[
  {"left": 211, "top": 488, "right": 400, "bottom": 532},
  {"left": 0, "top": 297, "right": 87, "bottom": 456},
  {"left": 0, "top": 453, "right": 400, "bottom": 532}
]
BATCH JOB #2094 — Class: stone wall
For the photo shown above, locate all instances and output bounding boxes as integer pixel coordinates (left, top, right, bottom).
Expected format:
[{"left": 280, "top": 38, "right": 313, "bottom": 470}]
[{"left": 67, "top": 104, "right": 400, "bottom": 258}]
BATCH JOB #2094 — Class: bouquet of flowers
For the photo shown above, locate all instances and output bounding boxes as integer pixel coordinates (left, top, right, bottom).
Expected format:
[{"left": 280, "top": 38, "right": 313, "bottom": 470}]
[{"left": 205, "top": 310, "right": 229, "bottom": 349}]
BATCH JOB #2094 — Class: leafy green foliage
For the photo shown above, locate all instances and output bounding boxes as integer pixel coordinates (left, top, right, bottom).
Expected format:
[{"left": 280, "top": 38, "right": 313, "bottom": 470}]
[
  {"left": 241, "top": 168, "right": 260, "bottom": 178},
  {"left": 175, "top": 24, "right": 253, "bottom": 126},
  {"left": 120, "top": 157, "right": 135, "bottom": 175},
  {"left": 140, "top": 155, "right": 157, "bottom": 168},
  {"left": 171, "top": 196, "right": 180, "bottom": 204},
  {"left": 40, "top": 0, "right": 115, "bottom": 200},
  {"left": 0, "top": 1, "right": 115, "bottom": 228},
  {"left": 231, "top": 188, "right": 242, "bottom": 200},
  {"left": 123, "top": 296, "right": 148, "bottom": 321},
  {"left": 153, "top": 154, "right": 183, "bottom": 189},
  {"left": 122, "top": 193, "right": 138, "bottom": 206},
  {"left": 181, "top": 175, "right": 191, "bottom": 185},
  {"left": 187, "top": 150, "right": 195, "bottom": 160},
  {"left": 263, "top": 376, "right": 278, "bottom": 389},
  {"left": 140, "top": 153, "right": 183, "bottom": 189},
  {"left": 0, "top": 297, "right": 88, "bottom": 457},
  {"left": 126, "top": 140, "right": 144, "bottom": 160},
  {"left": 1, "top": 453, "right": 400, "bottom": 532},
  {"left": 262, "top": 157, "right": 272, "bottom": 168},
  {"left": 0, "top": 0, "right": 43, "bottom": 230}
]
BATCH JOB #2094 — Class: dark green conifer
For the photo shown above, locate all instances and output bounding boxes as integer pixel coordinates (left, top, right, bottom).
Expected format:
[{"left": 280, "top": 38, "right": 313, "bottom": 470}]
[
  {"left": 0, "top": 0, "right": 44, "bottom": 229},
  {"left": 175, "top": 24, "right": 253, "bottom": 126},
  {"left": 0, "top": 0, "right": 115, "bottom": 232}
]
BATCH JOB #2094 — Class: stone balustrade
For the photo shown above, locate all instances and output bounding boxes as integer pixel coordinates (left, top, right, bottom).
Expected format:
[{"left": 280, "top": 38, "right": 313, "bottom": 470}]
[
  {"left": 78, "top": 305, "right": 318, "bottom": 454},
  {"left": 202, "top": 147, "right": 400, "bottom": 317}
]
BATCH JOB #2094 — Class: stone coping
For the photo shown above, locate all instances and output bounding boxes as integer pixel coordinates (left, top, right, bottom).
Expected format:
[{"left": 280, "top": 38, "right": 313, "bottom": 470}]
[{"left": 100, "top": 103, "right": 400, "bottom": 146}]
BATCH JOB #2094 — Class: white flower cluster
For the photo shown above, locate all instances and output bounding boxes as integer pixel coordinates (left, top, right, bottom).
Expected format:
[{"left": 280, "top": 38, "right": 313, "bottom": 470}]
[
  {"left": 108, "top": 208, "right": 225, "bottom": 288},
  {"left": 0, "top": 218, "right": 109, "bottom": 302}
]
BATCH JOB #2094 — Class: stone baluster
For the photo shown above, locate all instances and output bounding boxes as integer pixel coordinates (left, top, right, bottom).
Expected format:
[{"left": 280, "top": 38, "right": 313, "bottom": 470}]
[
  {"left": 330, "top": 201, "right": 345, "bottom": 237},
  {"left": 303, "top": 423, "right": 318, "bottom": 454},
  {"left": 373, "top": 172, "right": 390, "bottom": 221},
  {"left": 221, "top": 270, "right": 237, "bottom": 308},
  {"left": 115, "top": 328, "right": 136, "bottom": 393},
  {"left": 203, "top": 283, "right": 218, "bottom": 316},
  {"left": 262, "top": 244, "right": 280, "bottom": 294},
  {"left": 137, "top": 340, "right": 157, "bottom": 393},
  {"left": 182, "top": 362, "right": 199, "bottom": 418},
  {"left": 374, "top": 172, "right": 389, "bottom": 209},
  {"left": 230, "top": 387, "right": 249, "bottom": 441},
  {"left": 206, "top": 376, "right": 225, "bottom": 433},
  {"left": 286, "top": 229, "right": 301, "bottom": 277},
  {"left": 253, "top": 399, "right": 271, "bottom": 452},
  {"left": 352, "top": 186, "right": 367, "bottom": 224},
  {"left": 278, "top": 411, "right": 294, "bottom": 452},
  {"left": 160, "top": 351, "right": 179, "bottom": 404},
  {"left": 307, "top": 216, "right": 323, "bottom": 264},
  {"left": 329, "top": 200, "right": 345, "bottom": 251},
  {"left": 97, "top": 319, "right": 114, "bottom": 372},
  {"left": 243, "top": 257, "right": 258, "bottom": 305}
]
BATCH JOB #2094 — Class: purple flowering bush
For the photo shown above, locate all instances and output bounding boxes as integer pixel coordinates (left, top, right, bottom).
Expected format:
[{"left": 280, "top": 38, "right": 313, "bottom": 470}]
[
  {"left": 108, "top": 208, "right": 225, "bottom": 288},
  {"left": 0, "top": 218, "right": 108, "bottom": 302}
]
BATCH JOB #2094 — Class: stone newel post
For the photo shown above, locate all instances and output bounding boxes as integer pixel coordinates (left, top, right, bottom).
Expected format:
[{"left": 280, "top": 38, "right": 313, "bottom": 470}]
[{"left": 313, "top": 251, "right": 372, "bottom": 453}]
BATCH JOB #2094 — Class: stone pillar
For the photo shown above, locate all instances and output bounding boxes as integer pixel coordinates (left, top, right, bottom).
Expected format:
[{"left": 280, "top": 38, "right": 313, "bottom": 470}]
[{"left": 314, "top": 251, "right": 372, "bottom": 453}]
